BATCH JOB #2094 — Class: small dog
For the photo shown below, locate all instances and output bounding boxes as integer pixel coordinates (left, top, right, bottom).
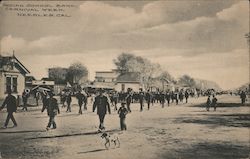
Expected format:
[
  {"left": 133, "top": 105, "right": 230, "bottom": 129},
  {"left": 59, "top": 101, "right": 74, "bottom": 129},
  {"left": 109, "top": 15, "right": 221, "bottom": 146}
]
[{"left": 101, "top": 132, "right": 120, "bottom": 149}]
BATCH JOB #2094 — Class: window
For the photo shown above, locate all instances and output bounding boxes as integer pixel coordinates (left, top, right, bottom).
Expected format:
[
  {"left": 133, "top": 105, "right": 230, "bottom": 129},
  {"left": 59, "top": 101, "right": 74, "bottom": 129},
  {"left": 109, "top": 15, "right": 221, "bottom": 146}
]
[
  {"left": 5, "top": 76, "right": 18, "bottom": 93},
  {"left": 12, "top": 77, "right": 18, "bottom": 93},
  {"left": 6, "top": 77, "right": 11, "bottom": 93}
]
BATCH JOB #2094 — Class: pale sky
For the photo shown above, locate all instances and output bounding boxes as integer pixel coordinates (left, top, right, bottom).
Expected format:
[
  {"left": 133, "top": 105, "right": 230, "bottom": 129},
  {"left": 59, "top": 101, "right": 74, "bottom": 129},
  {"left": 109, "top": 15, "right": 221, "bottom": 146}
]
[{"left": 0, "top": 0, "right": 249, "bottom": 90}]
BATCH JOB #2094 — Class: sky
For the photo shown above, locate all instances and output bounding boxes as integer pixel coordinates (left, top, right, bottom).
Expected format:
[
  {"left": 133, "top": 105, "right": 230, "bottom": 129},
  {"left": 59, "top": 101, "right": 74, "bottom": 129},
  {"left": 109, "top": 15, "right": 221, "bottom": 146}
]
[{"left": 0, "top": 0, "right": 249, "bottom": 90}]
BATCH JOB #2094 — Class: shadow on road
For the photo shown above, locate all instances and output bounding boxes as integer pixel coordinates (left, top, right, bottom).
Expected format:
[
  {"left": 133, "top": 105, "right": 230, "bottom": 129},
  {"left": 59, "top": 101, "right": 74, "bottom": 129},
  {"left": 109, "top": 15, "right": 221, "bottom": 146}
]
[
  {"left": 25, "top": 129, "right": 120, "bottom": 140},
  {"left": 174, "top": 113, "right": 250, "bottom": 128},
  {"left": 78, "top": 148, "right": 107, "bottom": 154},
  {"left": 159, "top": 141, "right": 249, "bottom": 159},
  {"left": 190, "top": 102, "right": 250, "bottom": 108}
]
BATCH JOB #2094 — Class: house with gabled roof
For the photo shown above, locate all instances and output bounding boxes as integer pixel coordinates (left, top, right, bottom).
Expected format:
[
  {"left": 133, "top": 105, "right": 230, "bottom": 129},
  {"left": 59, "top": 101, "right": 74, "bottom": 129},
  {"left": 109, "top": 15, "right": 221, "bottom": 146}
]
[
  {"left": 0, "top": 54, "right": 30, "bottom": 99},
  {"left": 115, "top": 72, "right": 143, "bottom": 92}
]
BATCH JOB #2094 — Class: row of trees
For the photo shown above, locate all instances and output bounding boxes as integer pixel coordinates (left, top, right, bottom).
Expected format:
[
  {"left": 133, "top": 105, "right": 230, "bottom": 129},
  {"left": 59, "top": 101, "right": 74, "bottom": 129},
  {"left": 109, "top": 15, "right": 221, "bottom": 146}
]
[
  {"left": 113, "top": 53, "right": 197, "bottom": 90},
  {"left": 49, "top": 62, "right": 88, "bottom": 85}
]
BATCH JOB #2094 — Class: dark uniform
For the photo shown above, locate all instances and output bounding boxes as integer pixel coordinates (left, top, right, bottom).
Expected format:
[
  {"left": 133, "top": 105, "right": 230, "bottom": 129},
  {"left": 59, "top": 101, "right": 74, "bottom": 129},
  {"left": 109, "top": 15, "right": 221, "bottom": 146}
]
[
  {"left": 145, "top": 91, "right": 152, "bottom": 110},
  {"left": 0, "top": 93, "right": 17, "bottom": 128},
  {"left": 160, "top": 91, "right": 165, "bottom": 108},
  {"left": 22, "top": 91, "right": 29, "bottom": 111},
  {"left": 211, "top": 95, "right": 218, "bottom": 111},
  {"left": 76, "top": 92, "right": 86, "bottom": 114},
  {"left": 125, "top": 91, "right": 133, "bottom": 112},
  {"left": 185, "top": 91, "right": 189, "bottom": 103},
  {"left": 240, "top": 91, "right": 247, "bottom": 104},
  {"left": 139, "top": 90, "right": 144, "bottom": 111},
  {"left": 93, "top": 93, "right": 111, "bottom": 130},
  {"left": 165, "top": 92, "right": 171, "bottom": 106},
  {"left": 118, "top": 104, "right": 128, "bottom": 130},
  {"left": 46, "top": 95, "right": 60, "bottom": 130},
  {"left": 66, "top": 93, "right": 72, "bottom": 112}
]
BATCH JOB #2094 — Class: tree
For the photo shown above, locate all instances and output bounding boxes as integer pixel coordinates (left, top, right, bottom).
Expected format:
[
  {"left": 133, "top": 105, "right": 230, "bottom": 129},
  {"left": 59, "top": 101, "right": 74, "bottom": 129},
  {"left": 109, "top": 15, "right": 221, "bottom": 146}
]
[
  {"left": 67, "top": 62, "right": 88, "bottom": 85},
  {"left": 113, "top": 53, "right": 136, "bottom": 73},
  {"left": 178, "top": 75, "right": 196, "bottom": 88},
  {"left": 48, "top": 67, "right": 68, "bottom": 84}
]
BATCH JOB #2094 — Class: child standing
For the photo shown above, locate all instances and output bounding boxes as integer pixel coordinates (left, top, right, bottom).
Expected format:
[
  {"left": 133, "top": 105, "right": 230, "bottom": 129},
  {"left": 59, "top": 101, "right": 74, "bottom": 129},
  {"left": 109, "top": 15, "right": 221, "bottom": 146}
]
[{"left": 118, "top": 102, "right": 128, "bottom": 131}]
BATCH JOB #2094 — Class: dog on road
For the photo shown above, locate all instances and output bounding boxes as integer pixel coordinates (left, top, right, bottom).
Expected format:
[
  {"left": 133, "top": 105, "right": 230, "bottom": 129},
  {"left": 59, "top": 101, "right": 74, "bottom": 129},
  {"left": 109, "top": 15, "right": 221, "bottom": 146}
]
[{"left": 101, "top": 132, "right": 120, "bottom": 149}]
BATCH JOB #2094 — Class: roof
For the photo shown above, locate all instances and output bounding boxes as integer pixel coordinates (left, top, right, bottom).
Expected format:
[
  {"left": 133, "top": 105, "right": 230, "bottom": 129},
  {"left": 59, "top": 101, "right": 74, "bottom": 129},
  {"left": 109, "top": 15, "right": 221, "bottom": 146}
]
[
  {"left": 116, "top": 72, "right": 141, "bottom": 83},
  {"left": 0, "top": 54, "right": 30, "bottom": 74}
]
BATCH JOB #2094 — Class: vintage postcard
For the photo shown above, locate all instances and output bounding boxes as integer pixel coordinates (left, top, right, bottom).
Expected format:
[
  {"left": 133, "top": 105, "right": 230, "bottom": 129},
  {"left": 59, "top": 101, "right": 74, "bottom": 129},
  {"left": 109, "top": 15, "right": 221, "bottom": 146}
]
[{"left": 0, "top": 0, "right": 249, "bottom": 159}]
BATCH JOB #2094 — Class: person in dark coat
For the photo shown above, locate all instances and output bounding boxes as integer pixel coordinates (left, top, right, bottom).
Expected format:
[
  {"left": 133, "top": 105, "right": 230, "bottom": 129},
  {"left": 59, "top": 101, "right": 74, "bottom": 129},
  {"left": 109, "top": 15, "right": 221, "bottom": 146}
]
[
  {"left": 41, "top": 90, "right": 48, "bottom": 112},
  {"left": 66, "top": 92, "right": 72, "bottom": 112},
  {"left": 206, "top": 96, "right": 211, "bottom": 111},
  {"left": 179, "top": 91, "right": 184, "bottom": 103},
  {"left": 93, "top": 89, "right": 111, "bottom": 130},
  {"left": 22, "top": 90, "right": 29, "bottom": 111},
  {"left": 139, "top": 89, "right": 144, "bottom": 112},
  {"left": 185, "top": 90, "right": 189, "bottom": 103},
  {"left": 165, "top": 91, "right": 171, "bottom": 106},
  {"left": 240, "top": 91, "right": 247, "bottom": 104},
  {"left": 125, "top": 88, "right": 133, "bottom": 112},
  {"left": 160, "top": 91, "right": 165, "bottom": 108},
  {"left": 211, "top": 95, "right": 218, "bottom": 111},
  {"left": 112, "top": 91, "right": 119, "bottom": 111},
  {"left": 45, "top": 92, "right": 60, "bottom": 130},
  {"left": 145, "top": 90, "right": 152, "bottom": 110},
  {"left": 76, "top": 91, "right": 85, "bottom": 115},
  {"left": 0, "top": 89, "right": 17, "bottom": 128},
  {"left": 118, "top": 102, "right": 128, "bottom": 131}
]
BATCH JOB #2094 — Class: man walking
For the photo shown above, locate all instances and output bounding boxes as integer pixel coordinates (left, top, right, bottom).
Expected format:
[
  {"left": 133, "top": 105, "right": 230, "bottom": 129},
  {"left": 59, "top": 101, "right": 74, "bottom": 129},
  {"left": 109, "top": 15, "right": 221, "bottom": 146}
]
[
  {"left": 240, "top": 91, "right": 247, "bottom": 105},
  {"left": 139, "top": 88, "right": 144, "bottom": 111},
  {"left": 46, "top": 92, "right": 60, "bottom": 130},
  {"left": 93, "top": 89, "right": 111, "bottom": 131},
  {"left": 0, "top": 89, "right": 17, "bottom": 128},
  {"left": 125, "top": 88, "right": 133, "bottom": 112}
]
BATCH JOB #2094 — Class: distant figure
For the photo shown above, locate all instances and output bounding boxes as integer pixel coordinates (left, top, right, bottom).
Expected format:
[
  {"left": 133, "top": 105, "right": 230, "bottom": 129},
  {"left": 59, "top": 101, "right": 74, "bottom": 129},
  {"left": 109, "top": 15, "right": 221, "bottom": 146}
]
[
  {"left": 145, "top": 90, "right": 151, "bottom": 110},
  {"left": 0, "top": 89, "right": 17, "bottom": 128},
  {"left": 139, "top": 89, "right": 144, "bottom": 111},
  {"left": 41, "top": 90, "right": 48, "bottom": 112},
  {"left": 93, "top": 89, "right": 111, "bottom": 131},
  {"left": 112, "top": 91, "right": 119, "bottom": 111},
  {"left": 22, "top": 89, "right": 29, "bottom": 111},
  {"left": 76, "top": 91, "right": 85, "bottom": 115},
  {"left": 179, "top": 91, "right": 184, "bottom": 103},
  {"left": 118, "top": 102, "right": 128, "bottom": 131},
  {"left": 66, "top": 92, "right": 72, "bottom": 112},
  {"left": 46, "top": 92, "right": 60, "bottom": 130},
  {"left": 240, "top": 91, "right": 247, "bottom": 105},
  {"left": 125, "top": 88, "right": 133, "bottom": 112},
  {"left": 211, "top": 95, "right": 218, "bottom": 111},
  {"left": 160, "top": 91, "right": 165, "bottom": 108},
  {"left": 185, "top": 90, "right": 189, "bottom": 103},
  {"left": 206, "top": 96, "right": 211, "bottom": 111},
  {"left": 165, "top": 91, "right": 171, "bottom": 106},
  {"left": 175, "top": 92, "right": 179, "bottom": 105},
  {"left": 35, "top": 91, "right": 40, "bottom": 106}
]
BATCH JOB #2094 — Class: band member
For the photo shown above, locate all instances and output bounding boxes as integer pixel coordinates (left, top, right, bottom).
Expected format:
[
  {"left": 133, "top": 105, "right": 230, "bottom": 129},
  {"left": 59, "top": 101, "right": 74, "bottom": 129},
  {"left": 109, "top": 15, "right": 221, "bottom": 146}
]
[
  {"left": 46, "top": 92, "right": 60, "bottom": 130},
  {"left": 145, "top": 90, "right": 152, "bottom": 110},
  {"left": 125, "top": 88, "right": 133, "bottom": 112},
  {"left": 93, "top": 89, "right": 111, "bottom": 131},
  {"left": 139, "top": 88, "right": 144, "bottom": 111},
  {"left": 0, "top": 89, "right": 18, "bottom": 129}
]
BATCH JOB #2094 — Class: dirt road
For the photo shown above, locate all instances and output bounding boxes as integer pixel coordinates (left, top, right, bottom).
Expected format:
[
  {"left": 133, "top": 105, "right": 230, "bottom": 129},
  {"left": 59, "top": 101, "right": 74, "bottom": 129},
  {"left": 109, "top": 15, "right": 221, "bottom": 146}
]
[{"left": 0, "top": 95, "right": 249, "bottom": 159}]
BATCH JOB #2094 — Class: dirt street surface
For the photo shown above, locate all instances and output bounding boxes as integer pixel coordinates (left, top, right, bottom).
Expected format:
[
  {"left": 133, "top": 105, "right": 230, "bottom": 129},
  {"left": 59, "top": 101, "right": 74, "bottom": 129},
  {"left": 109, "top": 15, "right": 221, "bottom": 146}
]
[{"left": 0, "top": 95, "right": 249, "bottom": 159}]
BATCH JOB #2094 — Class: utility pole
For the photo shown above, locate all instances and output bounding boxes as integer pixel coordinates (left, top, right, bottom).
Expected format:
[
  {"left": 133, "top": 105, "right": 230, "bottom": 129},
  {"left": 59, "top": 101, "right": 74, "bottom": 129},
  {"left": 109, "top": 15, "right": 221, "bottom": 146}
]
[{"left": 245, "top": 33, "right": 250, "bottom": 95}]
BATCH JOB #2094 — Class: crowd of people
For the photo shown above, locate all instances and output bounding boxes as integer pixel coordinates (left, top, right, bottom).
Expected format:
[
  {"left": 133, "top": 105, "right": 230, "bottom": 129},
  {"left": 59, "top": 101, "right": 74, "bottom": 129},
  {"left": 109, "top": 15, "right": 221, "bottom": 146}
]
[{"left": 0, "top": 87, "right": 248, "bottom": 132}]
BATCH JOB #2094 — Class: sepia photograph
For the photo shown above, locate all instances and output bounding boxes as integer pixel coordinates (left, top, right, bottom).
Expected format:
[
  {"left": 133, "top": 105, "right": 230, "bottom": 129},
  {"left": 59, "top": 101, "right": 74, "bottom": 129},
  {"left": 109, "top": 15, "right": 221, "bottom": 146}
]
[{"left": 0, "top": 0, "right": 249, "bottom": 158}]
